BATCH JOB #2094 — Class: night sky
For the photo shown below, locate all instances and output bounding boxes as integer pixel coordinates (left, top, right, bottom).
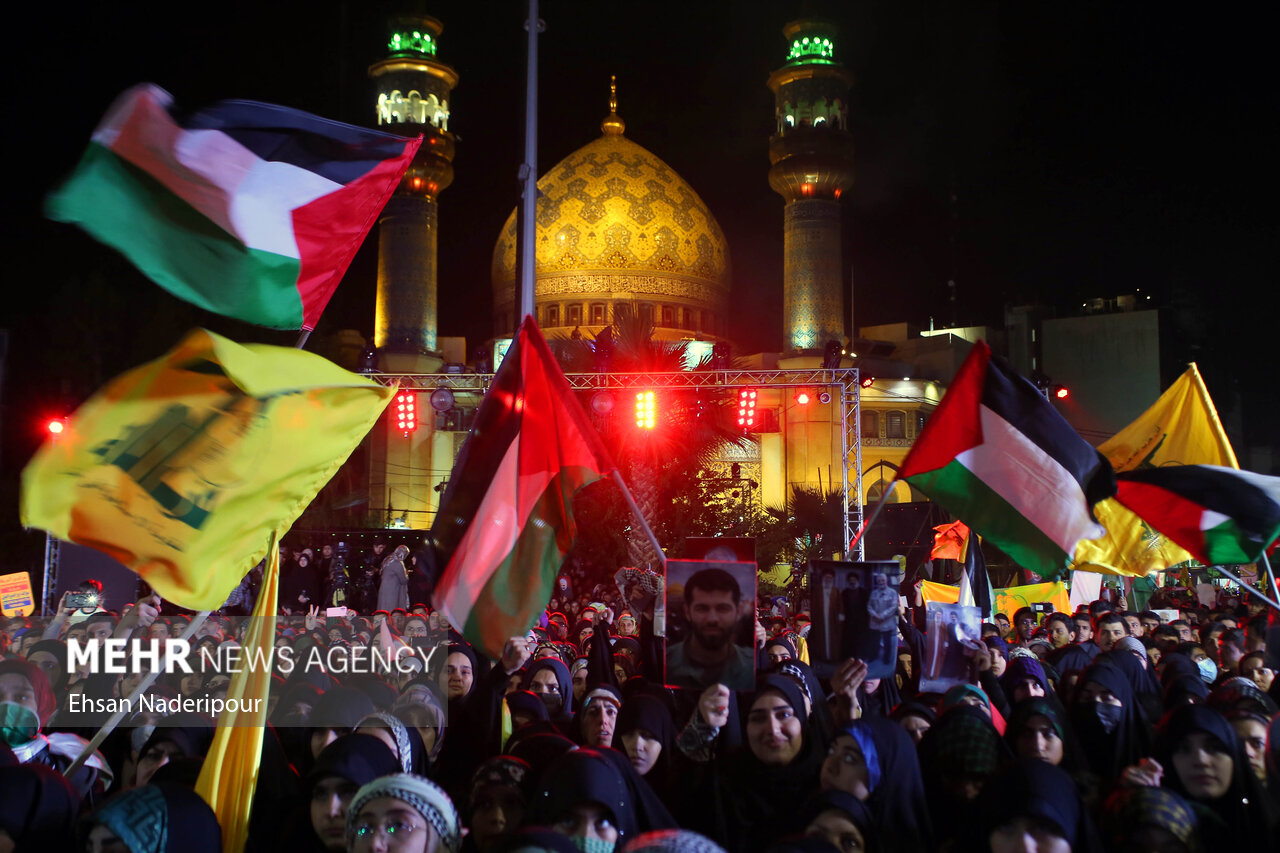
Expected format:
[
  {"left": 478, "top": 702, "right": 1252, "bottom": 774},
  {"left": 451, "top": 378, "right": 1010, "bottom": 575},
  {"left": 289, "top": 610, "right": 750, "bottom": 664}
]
[{"left": 2, "top": 0, "right": 1275, "bottom": 554}]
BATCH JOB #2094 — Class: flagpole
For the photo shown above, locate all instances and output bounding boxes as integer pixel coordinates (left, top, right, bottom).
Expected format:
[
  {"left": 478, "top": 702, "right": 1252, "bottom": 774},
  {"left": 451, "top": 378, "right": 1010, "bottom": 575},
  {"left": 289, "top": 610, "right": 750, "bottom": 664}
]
[
  {"left": 294, "top": 329, "right": 312, "bottom": 349},
  {"left": 848, "top": 481, "right": 896, "bottom": 555},
  {"left": 63, "top": 610, "right": 212, "bottom": 779},
  {"left": 610, "top": 469, "right": 665, "bottom": 569},
  {"left": 1213, "top": 564, "right": 1280, "bottom": 613}
]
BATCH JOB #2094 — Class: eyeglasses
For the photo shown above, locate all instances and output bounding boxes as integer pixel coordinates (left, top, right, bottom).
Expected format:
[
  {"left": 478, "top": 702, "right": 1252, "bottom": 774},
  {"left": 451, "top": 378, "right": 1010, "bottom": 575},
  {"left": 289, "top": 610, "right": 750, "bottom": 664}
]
[{"left": 353, "top": 819, "right": 425, "bottom": 841}]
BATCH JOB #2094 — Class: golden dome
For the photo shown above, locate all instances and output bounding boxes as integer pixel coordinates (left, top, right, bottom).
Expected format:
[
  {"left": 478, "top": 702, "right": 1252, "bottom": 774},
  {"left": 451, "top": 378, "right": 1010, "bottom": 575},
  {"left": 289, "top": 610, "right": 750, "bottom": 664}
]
[{"left": 491, "top": 120, "right": 731, "bottom": 339}]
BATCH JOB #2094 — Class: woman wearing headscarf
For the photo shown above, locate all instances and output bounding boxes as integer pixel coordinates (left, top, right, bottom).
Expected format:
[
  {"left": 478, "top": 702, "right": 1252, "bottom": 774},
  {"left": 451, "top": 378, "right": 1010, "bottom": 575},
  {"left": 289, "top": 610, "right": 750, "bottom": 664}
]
[
  {"left": 464, "top": 756, "right": 535, "bottom": 853},
  {"left": 530, "top": 748, "right": 640, "bottom": 853},
  {"left": 793, "top": 791, "right": 876, "bottom": 853},
  {"left": 1159, "top": 652, "right": 1211, "bottom": 707},
  {"left": 1099, "top": 786, "right": 1199, "bottom": 853},
  {"left": 1069, "top": 660, "right": 1150, "bottom": 785},
  {"left": 1146, "top": 704, "right": 1276, "bottom": 847},
  {"left": 0, "top": 658, "right": 112, "bottom": 806},
  {"left": 522, "top": 658, "right": 574, "bottom": 723},
  {"left": 133, "top": 712, "right": 217, "bottom": 787},
  {"left": 887, "top": 701, "right": 934, "bottom": 745},
  {"left": 308, "top": 686, "right": 380, "bottom": 765},
  {"left": 347, "top": 773, "right": 461, "bottom": 853},
  {"left": 1102, "top": 645, "right": 1163, "bottom": 723},
  {"left": 819, "top": 718, "right": 933, "bottom": 853},
  {"left": 616, "top": 694, "right": 678, "bottom": 801},
  {"left": 377, "top": 545, "right": 411, "bottom": 613},
  {"left": 354, "top": 711, "right": 429, "bottom": 776},
  {"left": 81, "top": 782, "right": 222, "bottom": 853},
  {"left": 917, "top": 705, "right": 1010, "bottom": 849},
  {"left": 0, "top": 763, "right": 78, "bottom": 853},
  {"left": 1001, "top": 655, "right": 1052, "bottom": 706},
  {"left": 963, "top": 759, "right": 1098, "bottom": 853},
  {"left": 699, "top": 675, "right": 826, "bottom": 853},
  {"left": 295, "top": 733, "right": 403, "bottom": 852}
]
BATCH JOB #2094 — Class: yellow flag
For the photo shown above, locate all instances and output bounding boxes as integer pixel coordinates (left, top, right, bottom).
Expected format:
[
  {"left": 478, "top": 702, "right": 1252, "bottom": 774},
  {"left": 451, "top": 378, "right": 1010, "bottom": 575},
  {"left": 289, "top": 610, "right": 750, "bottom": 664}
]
[
  {"left": 919, "top": 579, "right": 1070, "bottom": 616},
  {"left": 1072, "top": 364, "right": 1238, "bottom": 577},
  {"left": 195, "top": 532, "right": 279, "bottom": 853},
  {"left": 20, "top": 328, "right": 394, "bottom": 609}
]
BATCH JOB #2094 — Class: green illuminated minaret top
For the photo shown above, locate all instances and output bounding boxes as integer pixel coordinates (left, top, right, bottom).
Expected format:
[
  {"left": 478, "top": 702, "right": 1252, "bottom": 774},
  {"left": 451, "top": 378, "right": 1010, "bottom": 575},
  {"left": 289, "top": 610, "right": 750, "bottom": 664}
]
[
  {"left": 369, "top": 12, "right": 459, "bottom": 355},
  {"left": 767, "top": 17, "right": 855, "bottom": 351}
]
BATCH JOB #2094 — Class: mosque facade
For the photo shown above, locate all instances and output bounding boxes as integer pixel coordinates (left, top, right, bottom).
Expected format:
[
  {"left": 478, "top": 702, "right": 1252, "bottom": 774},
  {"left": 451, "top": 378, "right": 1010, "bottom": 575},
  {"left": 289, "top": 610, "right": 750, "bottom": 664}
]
[{"left": 364, "top": 11, "right": 941, "bottom": 542}]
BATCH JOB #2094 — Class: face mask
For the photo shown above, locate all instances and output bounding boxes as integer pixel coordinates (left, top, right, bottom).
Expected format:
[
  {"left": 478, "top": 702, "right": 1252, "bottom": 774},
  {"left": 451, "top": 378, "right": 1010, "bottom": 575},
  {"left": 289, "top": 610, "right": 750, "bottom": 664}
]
[
  {"left": 1197, "top": 658, "right": 1218, "bottom": 684},
  {"left": 1093, "top": 702, "right": 1124, "bottom": 734},
  {"left": 538, "top": 692, "right": 562, "bottom": 715},
  {"left": 571, "top": 836, "right": 615, "bottom": 853},
  {"left": 0, "top": 701, "right": 40, "bottom": 747}
]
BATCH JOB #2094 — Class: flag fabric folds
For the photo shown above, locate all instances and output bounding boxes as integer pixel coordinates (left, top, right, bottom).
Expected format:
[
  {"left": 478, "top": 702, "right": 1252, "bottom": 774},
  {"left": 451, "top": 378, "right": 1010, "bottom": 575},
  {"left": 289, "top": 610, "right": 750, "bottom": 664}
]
[
  {"left": 1072, "top": 365, "right": 1239, "bottom": 576},
  {"left": 1112, "top": 465, "right": 1280, "bottom": 566},
  {"left": 195, "top": 533, "right": 279, "bottom": 853},
  {"left": 964, "top": 534, "right": 994, "bottom": 618},
  {"left": 930, "top": 520, "right": 970, "bottom": 561},
  {"left": 431, "top": 317, "right": 617, "bottom": 659},
  {"left": 897, "top": 340, "right": 1115, "bottom": 579},
  {"left": 47, "top": 84, "right": 420, "bottom": 330},
  {"left": 20, "top": 328, "right": 394, "bottom": 610}
]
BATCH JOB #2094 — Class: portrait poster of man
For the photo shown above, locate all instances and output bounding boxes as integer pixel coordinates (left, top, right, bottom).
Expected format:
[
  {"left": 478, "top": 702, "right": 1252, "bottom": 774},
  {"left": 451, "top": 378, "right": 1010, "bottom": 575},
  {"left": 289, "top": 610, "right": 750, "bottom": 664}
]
[
  {"left": 664, "top": 558, "right": 756, "bottom": 691},
  {"left": 920, "top": 601, "right": 982, "bottom": 693},
  {"left": 807, "top": 560, "right": 901, "bottom": 680}
]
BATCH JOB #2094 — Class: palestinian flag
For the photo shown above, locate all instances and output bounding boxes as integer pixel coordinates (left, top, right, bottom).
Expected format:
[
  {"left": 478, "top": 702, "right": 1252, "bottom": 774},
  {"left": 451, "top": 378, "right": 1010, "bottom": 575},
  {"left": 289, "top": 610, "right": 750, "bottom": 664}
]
[
  {"left": 897, "top": 340, "right": 1115, "bottom": 578},
  {"left": 431, "top": 316, "right": 617, "bottom": 658},
  {"left": 47, "top": 84, "right": 420, "bottom": 330},
  {"left": 1113, "top": 465, "right": 1280, "bottom": 565}
]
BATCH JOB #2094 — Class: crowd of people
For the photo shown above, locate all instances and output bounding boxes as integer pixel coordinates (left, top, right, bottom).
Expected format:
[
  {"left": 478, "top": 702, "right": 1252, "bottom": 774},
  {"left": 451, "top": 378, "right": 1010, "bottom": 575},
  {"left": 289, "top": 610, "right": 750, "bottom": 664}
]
[{"left": 1, "top": 545, "right": 1278, "bottom": 852}]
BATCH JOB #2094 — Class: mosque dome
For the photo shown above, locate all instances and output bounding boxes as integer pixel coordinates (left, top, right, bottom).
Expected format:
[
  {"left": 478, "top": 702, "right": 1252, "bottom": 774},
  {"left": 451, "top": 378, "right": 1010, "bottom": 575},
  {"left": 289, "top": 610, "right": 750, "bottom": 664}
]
[{"left": 491, "top": 90, "right": 730, "bottom": 340}]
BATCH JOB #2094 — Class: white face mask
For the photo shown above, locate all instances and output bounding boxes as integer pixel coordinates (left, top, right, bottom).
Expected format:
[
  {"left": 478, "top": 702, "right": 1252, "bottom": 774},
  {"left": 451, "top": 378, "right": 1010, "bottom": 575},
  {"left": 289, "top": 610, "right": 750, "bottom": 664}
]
[{"left": 1197, "top": 658, "right": 1218, "bottom": 684}]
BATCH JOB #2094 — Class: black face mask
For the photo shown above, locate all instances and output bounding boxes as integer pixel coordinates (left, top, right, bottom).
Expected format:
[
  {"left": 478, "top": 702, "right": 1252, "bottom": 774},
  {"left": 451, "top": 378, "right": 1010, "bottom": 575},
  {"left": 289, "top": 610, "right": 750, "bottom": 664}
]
[
  {"left": 538, "top": 691, "right": 562, "bottom": 715},
  {"left": 1072, "top": 701, "right": 1123, "bottom": 737}
]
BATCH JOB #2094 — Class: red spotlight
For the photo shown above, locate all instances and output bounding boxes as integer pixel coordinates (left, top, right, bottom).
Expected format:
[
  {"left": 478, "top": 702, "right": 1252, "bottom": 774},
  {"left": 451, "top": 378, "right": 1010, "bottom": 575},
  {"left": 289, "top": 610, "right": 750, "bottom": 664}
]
[
  {"left": 635, "top": 391, "right": 656, "bottom": 429},
  {"left": 47, "top": 418, "right": 66, "bottom": 435},
  {"left": 395, "top": 391, "right": 417, "bottom": 434},
  {"left": 737, "top": 388, "right": 757, "bottom": 430},
  {"left": 795, "top": 390, "right": 811, "bottom": 406},
  {"left": 860, "top": 376, "right": 875, "bottom": 388},
  {"left": 1053, "top": 385, "right": 1069, "bottom": 399}
]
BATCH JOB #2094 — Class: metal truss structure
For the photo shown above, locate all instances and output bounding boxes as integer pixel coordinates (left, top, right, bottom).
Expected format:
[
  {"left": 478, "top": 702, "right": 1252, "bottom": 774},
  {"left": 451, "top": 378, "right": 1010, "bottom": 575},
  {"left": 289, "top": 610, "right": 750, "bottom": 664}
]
[{"left": 369, "top": 368, "right": 866, "bottom": 558}]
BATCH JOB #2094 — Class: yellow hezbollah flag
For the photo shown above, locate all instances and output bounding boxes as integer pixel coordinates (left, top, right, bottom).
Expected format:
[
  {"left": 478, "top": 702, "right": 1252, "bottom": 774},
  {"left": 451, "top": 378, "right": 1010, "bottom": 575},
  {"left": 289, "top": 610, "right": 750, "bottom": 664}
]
[
  {"left": 20, "top": 328, "right": 394, "bottom": 609},
  {"left": 195, "top": 531, "right": 279, "bottom": 853},
  {"left": 921, "top": 579, "right": 1070, "bottom": 616},
  {"left": 1071, "top": 364, "right": 1238, "bottom": 577}
]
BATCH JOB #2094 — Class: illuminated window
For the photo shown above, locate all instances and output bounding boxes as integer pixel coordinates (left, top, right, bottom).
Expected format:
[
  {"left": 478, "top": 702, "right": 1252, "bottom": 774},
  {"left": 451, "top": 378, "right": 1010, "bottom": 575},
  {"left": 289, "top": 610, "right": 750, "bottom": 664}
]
[
  {"left": 661, "top": 305, "right": 675, "bottom": 326},
  {"left": 915, "top": 411, "right": 927, "bottom": 436},
  {"left": 590, "top": 303, "right": 606, "bottom": 325},
  {"left": 568, "top": 304, "right": 583, "bottom": 326},
  {"left": 886, "top": 410, "right": 906, "bottom": 439},
  {"left": 860, "top": 411, "right": 879, "bottom": 438},
  {"left": 546, "top": 304, "right": 560, "bottom": 326},
  {"left": 388, "top": 30, "right": 437, "bottom": 56},
  {"left": 785, "top": 115, "right": 795, "bottom": 127},
  {"left": 814, "top": 116, "right": 826, "bottom": 126},
  {"left": 787, "top": 36, "right": 835, "bottom": 63}
]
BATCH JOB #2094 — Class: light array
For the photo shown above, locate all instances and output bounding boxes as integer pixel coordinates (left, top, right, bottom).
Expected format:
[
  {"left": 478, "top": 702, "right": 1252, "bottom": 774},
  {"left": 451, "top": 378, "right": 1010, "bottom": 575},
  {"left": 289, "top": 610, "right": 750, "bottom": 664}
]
[
  {"left": 738, "top": 388, "right": 757, "bottom": 428},
  {"left": 635, "top": 391, "right": 656, "bottom": 429},
  {"left": 395, "top": 391, "right": 418, "bottom": 433}
]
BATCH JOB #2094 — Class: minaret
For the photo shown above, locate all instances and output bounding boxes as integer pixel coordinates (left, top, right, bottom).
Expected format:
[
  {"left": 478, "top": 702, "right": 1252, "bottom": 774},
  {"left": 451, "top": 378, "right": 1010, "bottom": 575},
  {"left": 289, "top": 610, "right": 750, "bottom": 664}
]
[
  {"left": 767, "top": 18, "right": 855, "bottom": 351},
  {"left": 369, "top": 14, "right": 458, "bottom": 355}
]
